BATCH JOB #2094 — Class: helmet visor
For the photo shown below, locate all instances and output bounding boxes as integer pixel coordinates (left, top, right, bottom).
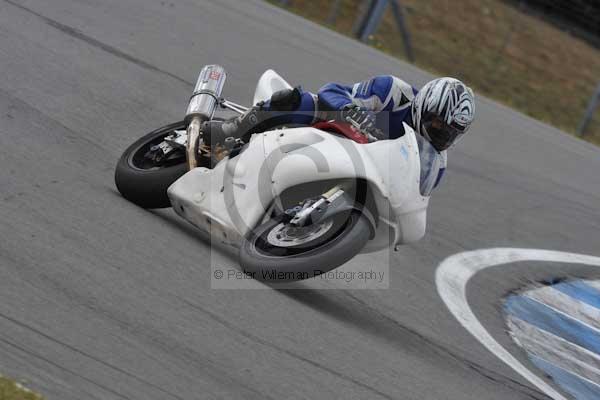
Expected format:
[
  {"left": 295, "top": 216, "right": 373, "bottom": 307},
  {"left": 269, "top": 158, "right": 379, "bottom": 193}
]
[{"left": 422, "top": 112, "right": 465, "bottom": 151}]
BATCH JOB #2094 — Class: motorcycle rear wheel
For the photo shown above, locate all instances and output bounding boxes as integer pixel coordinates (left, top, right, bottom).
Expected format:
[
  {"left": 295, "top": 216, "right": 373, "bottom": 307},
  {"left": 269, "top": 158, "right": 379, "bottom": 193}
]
[
  {"left": 115, "top": 121, "right": 188, "bottom": 209},
  {"left": 239, "top": 210, "right": 370, "bottom": 282}
]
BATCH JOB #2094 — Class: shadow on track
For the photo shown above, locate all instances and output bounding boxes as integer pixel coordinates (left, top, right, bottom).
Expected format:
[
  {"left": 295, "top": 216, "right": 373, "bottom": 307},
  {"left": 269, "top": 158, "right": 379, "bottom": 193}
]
[
  {"left": 273, "top": 288, "right": 548, "bottom": 399},
  {"left": 109, "top": 186, "right": 239, "bottom": 263}
]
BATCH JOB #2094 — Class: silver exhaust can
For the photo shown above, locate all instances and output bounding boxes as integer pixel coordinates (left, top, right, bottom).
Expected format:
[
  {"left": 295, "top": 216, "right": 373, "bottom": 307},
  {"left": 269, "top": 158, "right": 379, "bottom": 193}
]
[{"left": 185, "top": 65, "right": 227, "bottom": 123}]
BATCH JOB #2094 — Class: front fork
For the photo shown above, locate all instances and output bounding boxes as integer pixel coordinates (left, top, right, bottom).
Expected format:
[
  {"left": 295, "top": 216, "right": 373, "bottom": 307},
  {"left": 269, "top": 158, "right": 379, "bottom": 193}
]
[
  {"left": 284, "top": 183, "right": 376, "bottom": 239},
  {"left": 287, "top": 185, "right": 346, "bottom": 227}
]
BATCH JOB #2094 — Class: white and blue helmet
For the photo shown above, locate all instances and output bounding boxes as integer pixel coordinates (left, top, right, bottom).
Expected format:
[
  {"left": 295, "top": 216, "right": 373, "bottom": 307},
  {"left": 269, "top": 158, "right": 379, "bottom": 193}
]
[{"left": 411, "top": 77, "right": 475, "bottom": 151}]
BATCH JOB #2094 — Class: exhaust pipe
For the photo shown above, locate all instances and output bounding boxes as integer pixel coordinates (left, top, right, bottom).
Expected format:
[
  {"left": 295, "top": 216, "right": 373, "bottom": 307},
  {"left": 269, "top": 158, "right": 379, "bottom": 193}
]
[
  {"left": 186, "top": 65, "right": 227, "bottom": 122},
  {"left": 186, "top": 65, "right": 227, "bottom": 169}
]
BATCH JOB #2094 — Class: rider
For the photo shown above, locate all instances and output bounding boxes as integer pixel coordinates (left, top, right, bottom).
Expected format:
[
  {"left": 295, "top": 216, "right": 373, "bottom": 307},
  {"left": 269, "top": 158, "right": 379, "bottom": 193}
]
[{"left": 202, "top": 75, "right": 475, "bottom": 194}]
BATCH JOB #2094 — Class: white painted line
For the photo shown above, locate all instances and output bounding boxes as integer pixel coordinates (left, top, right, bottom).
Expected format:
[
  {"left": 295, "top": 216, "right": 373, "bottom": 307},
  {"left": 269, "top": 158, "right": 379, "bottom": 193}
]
[
  {"left": 525, "top": 286, "right": 600, "bottom": 332},
  {"left": 522, "top": 293, "right": 600, "bottom": 336},
  {"left": 435, "top": 248, "right": 600, "bottom": 400},
  {"left": 507, "top": 316, "right": 600, "bottom": 384}
]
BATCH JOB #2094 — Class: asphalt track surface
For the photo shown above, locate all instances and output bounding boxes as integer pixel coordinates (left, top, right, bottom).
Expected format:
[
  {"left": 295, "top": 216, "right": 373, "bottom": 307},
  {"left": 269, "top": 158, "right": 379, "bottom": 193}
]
[{"left": 1, "top": 1, "right": 600, "bottom": 399}]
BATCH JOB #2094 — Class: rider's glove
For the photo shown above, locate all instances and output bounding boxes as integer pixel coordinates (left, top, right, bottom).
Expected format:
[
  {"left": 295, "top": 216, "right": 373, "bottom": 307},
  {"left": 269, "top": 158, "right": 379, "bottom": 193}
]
[{"left": 341, "top": 104, "right": 384, "bottom": 141}]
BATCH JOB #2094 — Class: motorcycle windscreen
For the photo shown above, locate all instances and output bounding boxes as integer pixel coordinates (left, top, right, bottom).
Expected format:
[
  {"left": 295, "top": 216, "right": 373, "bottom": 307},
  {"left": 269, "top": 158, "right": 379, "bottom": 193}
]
[{"left": 416, "top": 135, "right": 447, "bottom": 197}]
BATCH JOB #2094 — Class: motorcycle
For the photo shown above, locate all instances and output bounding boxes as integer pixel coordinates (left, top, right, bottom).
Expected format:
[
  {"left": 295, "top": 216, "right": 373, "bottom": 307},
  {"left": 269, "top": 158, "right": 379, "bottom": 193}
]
[{"left": 115, "top": 65, "right": 431, "bottom": 281}]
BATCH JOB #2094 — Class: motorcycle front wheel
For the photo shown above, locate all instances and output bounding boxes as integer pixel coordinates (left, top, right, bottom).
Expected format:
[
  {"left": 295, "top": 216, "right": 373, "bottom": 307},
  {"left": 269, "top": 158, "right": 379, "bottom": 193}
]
[{"left": 239, "top": 210, "right": 371, "bottom": 282}]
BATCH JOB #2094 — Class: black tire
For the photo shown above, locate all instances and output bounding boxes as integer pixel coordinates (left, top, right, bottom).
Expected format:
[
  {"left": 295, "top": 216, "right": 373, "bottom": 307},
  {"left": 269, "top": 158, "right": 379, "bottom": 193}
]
[
  {"left": 115, "top": 121, "right": 188, "bottom": 209},
  {"left": 239, "top": 211, "right": 370, "bottom": 282}
]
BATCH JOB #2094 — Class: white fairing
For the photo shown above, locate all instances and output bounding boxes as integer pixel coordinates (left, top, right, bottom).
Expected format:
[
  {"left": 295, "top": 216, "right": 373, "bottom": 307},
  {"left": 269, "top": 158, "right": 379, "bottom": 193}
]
[
  {"left": 252, "top": 69, "right": 293, "bottom": 105},
  {"left": 167, "top": 122, "right": 429, "bottom": 253}
]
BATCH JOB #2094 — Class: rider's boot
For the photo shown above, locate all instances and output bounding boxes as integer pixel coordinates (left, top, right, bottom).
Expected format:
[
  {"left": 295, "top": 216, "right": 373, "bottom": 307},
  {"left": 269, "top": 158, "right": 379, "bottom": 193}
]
[
  {"left": 202, "top": 87, "right": 302, "bottom": 145},
  {"left": 201, "top": 102, "right": 267, "bottom": 145}
]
